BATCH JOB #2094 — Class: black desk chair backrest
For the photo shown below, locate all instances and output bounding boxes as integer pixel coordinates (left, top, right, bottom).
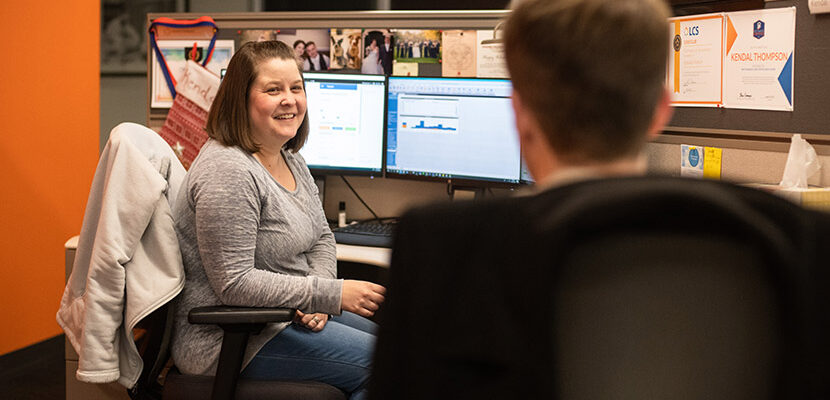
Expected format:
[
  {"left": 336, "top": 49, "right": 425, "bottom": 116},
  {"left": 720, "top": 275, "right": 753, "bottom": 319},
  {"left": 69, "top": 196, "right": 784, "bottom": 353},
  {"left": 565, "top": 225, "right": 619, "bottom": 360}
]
[
  {"left": 370, "top": 177, "right": 827, "bottom": 399},
  {"left": 543, "top": 178, "right": 810, "bottom": 399}
]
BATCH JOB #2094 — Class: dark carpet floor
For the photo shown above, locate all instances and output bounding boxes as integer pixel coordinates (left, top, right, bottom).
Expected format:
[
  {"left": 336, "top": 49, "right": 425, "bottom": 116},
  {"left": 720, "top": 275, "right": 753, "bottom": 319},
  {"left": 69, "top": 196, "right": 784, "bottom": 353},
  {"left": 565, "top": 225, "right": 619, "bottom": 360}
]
[{"left": 0, "top": 335, "right": 64, "bottom": 400}]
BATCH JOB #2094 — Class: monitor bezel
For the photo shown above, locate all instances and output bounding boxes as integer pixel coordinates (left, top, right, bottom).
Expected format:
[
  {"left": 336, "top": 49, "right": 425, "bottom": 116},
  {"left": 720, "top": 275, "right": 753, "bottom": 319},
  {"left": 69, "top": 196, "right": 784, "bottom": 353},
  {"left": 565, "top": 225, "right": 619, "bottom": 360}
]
[
  {"left": 383, "top": 75, "right": 521, "bottom": 188},
  {"left": 301, "top": 71, "right": 387, "bottom": 178},
  {"left": 519, "top": 160, "right": 536, "bottom": 186}
]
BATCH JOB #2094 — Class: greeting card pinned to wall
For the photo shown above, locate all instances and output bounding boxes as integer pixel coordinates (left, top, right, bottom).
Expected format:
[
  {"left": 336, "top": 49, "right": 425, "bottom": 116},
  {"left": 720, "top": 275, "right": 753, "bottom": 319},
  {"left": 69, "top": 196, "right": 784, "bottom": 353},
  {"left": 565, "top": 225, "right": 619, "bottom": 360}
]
[
  {"left": 442, "top": 30, "right": 477, "bottom": 77},
  {"left": 476, "top": 29, "right": 508, "bottom": 78},
  {"left": 392, "top": 62, "right": 419, "bottom": 76}
]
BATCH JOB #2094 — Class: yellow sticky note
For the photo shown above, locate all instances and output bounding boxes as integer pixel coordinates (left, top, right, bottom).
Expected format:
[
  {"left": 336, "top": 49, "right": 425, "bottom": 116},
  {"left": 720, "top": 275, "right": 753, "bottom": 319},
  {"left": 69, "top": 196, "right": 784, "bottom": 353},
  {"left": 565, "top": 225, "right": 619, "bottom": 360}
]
[{"left": 703, "top": 147, "right": 722, "bottom": 180}]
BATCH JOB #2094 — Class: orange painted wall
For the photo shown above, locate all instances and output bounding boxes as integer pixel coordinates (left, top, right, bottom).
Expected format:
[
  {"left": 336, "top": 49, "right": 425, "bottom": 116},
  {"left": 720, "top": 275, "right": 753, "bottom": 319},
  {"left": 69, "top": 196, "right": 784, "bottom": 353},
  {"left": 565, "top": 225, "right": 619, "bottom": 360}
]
[{"left": 0, "top": 2, "right": 99, "bottom": 355}]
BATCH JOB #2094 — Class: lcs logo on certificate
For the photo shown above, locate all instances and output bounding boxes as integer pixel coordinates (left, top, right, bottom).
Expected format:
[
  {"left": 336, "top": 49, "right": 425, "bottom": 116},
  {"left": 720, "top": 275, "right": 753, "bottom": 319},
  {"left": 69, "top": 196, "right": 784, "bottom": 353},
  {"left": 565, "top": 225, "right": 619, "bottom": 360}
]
[
  {"left": 684, "top": 26, "right": 700, "bottom": 36},
  {"left": 753, "top": 20, "right": 765, "bottom": 39}
]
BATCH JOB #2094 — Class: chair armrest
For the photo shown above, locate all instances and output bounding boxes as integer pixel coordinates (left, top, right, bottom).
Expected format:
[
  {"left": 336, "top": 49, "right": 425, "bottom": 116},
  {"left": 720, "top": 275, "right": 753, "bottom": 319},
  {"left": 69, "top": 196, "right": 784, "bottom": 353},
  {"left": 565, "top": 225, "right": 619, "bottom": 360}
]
[
  {"left": 188, "top": 306, "right": 295, "bottom": 325},
  {"left": 186, "top": 306, "right": 298, "bottom": 399}
]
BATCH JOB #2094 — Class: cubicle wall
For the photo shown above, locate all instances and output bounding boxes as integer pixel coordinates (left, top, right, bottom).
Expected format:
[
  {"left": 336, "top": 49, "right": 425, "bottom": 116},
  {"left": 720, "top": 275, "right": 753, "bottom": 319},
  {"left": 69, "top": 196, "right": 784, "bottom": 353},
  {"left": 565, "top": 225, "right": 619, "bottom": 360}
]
[
  {"left": 145, "top": 7, "right": 830, "bottom": 221},
  {"left": 658, "top": 1, "right": 830, "bottom": 167},
  {"left": 146, "top": 10, "right": 507, "bottom": 131},
  {"left": 667, "top": 2, "right": 830, "bottom": 141}
]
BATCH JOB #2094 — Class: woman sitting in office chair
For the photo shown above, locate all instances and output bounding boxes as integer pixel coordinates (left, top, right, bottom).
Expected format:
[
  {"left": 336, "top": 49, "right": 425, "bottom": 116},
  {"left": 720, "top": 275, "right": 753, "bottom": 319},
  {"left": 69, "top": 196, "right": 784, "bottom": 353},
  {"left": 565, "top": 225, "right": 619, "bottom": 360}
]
[{"left": 170, "top": 40, "right": 385, "bottom": 400}]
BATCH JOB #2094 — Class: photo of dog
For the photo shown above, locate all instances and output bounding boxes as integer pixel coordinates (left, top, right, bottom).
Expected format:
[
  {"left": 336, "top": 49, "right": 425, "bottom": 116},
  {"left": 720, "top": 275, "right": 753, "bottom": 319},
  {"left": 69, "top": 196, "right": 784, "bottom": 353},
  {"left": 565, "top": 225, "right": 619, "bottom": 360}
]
[
  {"left": 329, "top": 29, "right": 362, "bottom": 70},
  {"left": 346, "top": 32, "right": 362, "bottom": 69},
  {"left": 330, "top": 36, "right": 347, "bottom": 68}
]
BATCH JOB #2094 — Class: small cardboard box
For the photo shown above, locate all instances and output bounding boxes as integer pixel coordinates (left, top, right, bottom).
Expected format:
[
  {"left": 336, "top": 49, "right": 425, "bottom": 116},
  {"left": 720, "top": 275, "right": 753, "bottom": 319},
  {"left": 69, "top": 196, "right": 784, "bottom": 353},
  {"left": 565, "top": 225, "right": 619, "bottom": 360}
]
[{"left": 745, "top": 184, "right": 830, "bottom": 211}]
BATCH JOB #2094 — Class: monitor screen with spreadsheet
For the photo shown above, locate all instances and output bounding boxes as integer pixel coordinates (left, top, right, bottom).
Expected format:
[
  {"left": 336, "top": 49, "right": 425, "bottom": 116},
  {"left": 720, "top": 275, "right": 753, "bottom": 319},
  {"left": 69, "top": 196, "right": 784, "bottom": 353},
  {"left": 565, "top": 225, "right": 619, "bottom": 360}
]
[
  {"left": 300, "top": 72, "right": 386, "bottom": 176},
  {"left": 385, "top": 76, "right": 522, "bottom": 185}
]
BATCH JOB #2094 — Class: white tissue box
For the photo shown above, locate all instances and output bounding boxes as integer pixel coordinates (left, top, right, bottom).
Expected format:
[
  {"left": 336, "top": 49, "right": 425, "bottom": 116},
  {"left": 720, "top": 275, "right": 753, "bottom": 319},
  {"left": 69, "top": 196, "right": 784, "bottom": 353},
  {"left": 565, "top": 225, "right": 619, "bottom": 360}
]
[{"left": 745, "top": 184, "right": 830, "bottom": 211}]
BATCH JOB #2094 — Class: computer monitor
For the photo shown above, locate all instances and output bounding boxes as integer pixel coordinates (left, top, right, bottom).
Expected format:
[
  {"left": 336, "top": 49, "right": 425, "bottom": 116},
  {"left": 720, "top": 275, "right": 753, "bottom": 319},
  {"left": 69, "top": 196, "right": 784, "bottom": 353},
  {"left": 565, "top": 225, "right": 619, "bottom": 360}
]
[
  {"left": 300, "top": 72, "right": 386, "bottom": 176},
  {"left": 385, "top": 76, "right": 521, "bottom": 185}
]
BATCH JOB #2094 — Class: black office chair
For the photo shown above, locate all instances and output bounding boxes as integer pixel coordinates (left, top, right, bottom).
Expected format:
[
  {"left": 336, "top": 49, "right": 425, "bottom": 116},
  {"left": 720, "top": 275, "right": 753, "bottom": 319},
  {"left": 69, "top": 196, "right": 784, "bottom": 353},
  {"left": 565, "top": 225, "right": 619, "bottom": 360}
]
[
  {"left": 67, "top": 123, "right": 345, "bottom": 400},
  {"left": 370, "top": 177, "right": 827, "bottom": 399},
  {"left": 543, "top": 179, "right": 811, "bottom": 399},
  {"left": 130, "top": 302, "right": 346, "bottom": 400},
  {"left": 88, "top": 124, "right": 347, "bottom": 400}
]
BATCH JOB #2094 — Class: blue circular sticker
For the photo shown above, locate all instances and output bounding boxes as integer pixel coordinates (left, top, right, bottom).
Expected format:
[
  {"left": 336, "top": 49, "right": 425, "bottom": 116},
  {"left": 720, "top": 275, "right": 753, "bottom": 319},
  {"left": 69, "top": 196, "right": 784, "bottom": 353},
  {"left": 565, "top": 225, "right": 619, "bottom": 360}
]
[{"left": 689, "top": 148, "right": 700, "bottom": 167}]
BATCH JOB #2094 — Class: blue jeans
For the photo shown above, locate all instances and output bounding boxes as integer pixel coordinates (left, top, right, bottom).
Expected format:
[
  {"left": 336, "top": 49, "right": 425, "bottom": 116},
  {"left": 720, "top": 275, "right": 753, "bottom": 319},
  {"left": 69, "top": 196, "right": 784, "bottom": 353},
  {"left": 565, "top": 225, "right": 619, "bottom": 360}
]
[{"left": 240, "top": 312, "right": 377, "bottom": 400}]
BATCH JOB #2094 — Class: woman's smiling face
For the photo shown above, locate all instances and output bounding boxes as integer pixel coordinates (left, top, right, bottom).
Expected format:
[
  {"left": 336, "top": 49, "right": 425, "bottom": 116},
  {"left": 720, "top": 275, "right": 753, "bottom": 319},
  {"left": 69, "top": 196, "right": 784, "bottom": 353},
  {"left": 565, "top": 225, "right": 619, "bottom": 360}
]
[{"left": 247, "top": 57, "right": 307, "bottom": 148}]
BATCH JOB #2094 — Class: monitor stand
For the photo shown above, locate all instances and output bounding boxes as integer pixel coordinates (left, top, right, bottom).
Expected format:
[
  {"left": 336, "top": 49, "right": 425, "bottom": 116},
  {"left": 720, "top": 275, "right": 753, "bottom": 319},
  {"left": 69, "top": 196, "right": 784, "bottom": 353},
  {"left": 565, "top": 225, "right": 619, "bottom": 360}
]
[
  {"left": 448, "top": 182, "right": 484, "bottom": 201},
  {"left": 314, "top": 176, "right": 326, "bottom": 204}
]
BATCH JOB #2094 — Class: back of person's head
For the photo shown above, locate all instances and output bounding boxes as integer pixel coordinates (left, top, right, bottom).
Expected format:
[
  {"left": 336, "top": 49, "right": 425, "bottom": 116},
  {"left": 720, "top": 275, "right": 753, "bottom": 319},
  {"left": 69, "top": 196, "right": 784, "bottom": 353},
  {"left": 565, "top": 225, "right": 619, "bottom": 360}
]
[
  {"left": 206, "top": 40, "right": 309, "bottom": 153},
  {"left": 505, "top": 0, "right": 671, "bottom": 163}
]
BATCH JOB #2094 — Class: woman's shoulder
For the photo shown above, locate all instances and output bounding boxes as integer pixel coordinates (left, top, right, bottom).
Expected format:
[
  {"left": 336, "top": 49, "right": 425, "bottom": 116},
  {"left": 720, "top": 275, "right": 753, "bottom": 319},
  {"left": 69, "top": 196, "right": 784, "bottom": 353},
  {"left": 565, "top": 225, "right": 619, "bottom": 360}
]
[
  {"left": 284, "top": 148, "right": 307, "bottom": 164},
  {"left": 188, "top": 140, "right": 258, "bottom": 182},
  {"left": 283, "top": 149, "right": 315, "bottom": 182},
  {"left": 193, "top": 140, "right": 253, "bottom": 168}
]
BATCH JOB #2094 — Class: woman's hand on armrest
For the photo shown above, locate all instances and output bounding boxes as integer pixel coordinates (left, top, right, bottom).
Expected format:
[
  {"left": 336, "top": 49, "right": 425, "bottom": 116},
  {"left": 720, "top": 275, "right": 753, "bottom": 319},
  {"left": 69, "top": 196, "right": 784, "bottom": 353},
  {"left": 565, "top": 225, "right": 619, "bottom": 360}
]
[{"left": 295, "top": 310, "right": 329, "bottom": 332}]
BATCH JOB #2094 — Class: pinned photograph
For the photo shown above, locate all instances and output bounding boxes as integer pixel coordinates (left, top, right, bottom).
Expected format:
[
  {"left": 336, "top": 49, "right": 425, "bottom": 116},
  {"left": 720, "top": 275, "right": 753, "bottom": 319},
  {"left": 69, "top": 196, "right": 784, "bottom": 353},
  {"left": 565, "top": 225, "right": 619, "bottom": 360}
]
[
  {"left": 150, "top": 40, "right": 234, "bottom": 108},
  {"left": 236, "top": 29, "right": 278, "bottom": 48},
  {"left": 102, "top": 0, "right": 176, "bottom": 74},
  {"left": 363, "top": 29, "right": 394, "bottom": 75},
  {"left": 393, "top": 30, "right": 441, "bottom": 64},
  {"left": 277, "top": 29, "right": 331, "bottom": 71},
  {"left": 330, "top": 29, "right": 363, "bottom": 70}
]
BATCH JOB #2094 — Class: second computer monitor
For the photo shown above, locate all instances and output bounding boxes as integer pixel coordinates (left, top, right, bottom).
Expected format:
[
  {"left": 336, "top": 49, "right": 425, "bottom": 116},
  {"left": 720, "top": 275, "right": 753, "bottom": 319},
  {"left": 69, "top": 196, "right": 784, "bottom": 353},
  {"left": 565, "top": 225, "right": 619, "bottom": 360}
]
[
  {"left": 300, "top": 72, "right": 386, "bottom": 176},
  {"left": 385, "top": 76, "right": 521, "bottom": 185}
]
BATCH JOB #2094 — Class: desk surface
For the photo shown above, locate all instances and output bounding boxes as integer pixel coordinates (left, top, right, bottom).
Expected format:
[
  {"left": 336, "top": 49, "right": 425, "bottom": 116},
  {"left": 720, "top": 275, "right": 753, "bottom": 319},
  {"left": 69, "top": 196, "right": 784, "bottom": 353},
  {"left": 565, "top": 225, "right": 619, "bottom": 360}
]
[
  {"left": 65, "top": 236, "right": 391, "bottom": 268},
  {"left": 336, "top": 243, "right": 391, "bottom": 268}
]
